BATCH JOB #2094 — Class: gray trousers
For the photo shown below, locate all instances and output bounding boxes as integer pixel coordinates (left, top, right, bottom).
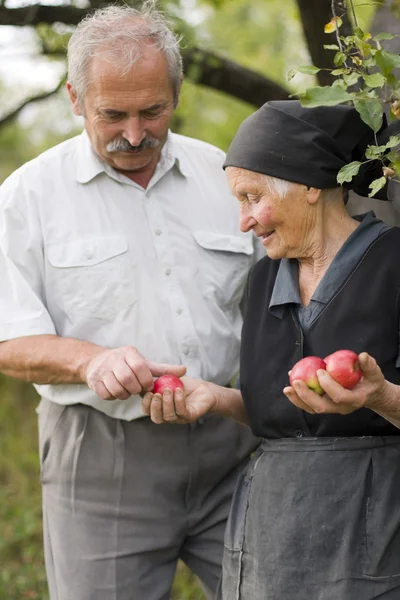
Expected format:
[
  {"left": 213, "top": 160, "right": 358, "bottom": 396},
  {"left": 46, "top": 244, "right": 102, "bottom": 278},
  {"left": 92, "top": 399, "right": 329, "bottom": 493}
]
[{"left": 38, "top": 399, "right": 259, "bottom": 600}]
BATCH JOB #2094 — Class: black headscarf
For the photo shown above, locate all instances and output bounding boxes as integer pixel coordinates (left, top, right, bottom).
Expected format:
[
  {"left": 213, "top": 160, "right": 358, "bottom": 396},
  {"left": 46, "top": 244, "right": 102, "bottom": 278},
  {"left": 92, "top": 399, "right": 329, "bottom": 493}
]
[{"left": 223, "top": 100, "right": 400, "bottom": 200}]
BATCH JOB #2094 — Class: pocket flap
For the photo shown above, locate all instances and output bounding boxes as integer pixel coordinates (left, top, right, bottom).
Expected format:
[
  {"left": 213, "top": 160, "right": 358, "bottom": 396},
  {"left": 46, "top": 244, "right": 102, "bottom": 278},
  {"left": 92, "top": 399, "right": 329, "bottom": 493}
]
[
  {"left": 46, "top": 236, "right": 128, "bottom": 267},
  {"left": 192, "top": 231, "right": 254, "bottom": 255}
]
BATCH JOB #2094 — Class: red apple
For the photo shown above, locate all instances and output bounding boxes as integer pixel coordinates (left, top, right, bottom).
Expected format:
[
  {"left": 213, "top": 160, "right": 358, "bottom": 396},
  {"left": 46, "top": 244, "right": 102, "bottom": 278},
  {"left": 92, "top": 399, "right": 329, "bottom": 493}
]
[
  {"left": 324, "top": 350, "right": 362, "bottom": 389},
  {"left": 153, "top": 374, "right": 184, "bottom": 395},
  {"left": 289, "top": 356, "right": 327, "bottom": 395}
]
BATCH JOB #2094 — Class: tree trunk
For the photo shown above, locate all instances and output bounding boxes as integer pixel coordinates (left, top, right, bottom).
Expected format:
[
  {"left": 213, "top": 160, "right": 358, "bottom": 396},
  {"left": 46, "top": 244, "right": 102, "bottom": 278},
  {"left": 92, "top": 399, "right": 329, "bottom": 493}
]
[{"left": 296, "top": 0, "right": 352, "bottom": 85}]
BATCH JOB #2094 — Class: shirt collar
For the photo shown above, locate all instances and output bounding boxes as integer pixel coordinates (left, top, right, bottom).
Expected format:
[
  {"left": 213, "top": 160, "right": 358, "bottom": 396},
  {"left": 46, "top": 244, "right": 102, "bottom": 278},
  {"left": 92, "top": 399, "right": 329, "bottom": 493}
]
[
  {"left": 269, "top": 259, "right": 301, "bottom": 319},
  {"left": 74, "top": 130, "right": 189, "bottom": 184}
]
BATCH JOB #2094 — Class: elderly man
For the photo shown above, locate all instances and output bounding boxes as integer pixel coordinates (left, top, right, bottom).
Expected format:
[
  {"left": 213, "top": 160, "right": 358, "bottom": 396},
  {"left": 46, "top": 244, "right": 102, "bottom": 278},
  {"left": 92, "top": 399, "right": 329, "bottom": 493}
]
[{"left": 0, "top": 4, "right": 261, "bottom": 599}]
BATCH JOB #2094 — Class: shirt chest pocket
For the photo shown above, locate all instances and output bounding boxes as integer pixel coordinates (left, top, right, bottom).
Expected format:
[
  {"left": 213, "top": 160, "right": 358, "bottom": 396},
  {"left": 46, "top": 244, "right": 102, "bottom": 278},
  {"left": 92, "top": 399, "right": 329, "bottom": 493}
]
[
  {"left": 46, "top": 236, "right": 137, "bottom": 320},
  {"left": 192, "top": 231, "right": 254, "bottom": 308}
]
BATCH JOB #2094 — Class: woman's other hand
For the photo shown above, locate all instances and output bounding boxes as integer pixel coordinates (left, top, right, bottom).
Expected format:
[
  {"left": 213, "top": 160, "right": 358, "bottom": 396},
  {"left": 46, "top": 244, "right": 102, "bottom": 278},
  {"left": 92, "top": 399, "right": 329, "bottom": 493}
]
[
  {"left": 283, "top": 352, "right": 391, "bottom": 416},
  {"left": 142, "top": 376, "right": 218, "bottom": 424}
]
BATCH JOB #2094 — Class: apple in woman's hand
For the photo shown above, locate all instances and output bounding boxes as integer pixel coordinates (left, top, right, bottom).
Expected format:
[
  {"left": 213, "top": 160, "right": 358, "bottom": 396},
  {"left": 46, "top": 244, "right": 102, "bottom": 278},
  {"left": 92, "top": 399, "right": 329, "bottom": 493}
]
[
  {"left": 289, "top": 356, "right": 327, "bottom": 395},
  {"left": 153, "top": 374, "right": 184, "bottom": 395},
  {"left": 323, "top": 350, "right": 362, "bottom": 389}
]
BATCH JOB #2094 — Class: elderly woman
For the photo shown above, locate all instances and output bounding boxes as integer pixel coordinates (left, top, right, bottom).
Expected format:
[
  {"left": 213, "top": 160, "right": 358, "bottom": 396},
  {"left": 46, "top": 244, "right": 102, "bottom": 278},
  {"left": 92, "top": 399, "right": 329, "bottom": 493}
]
[{"left": 143, "top": 100, "right": 400, "bottom": 599}]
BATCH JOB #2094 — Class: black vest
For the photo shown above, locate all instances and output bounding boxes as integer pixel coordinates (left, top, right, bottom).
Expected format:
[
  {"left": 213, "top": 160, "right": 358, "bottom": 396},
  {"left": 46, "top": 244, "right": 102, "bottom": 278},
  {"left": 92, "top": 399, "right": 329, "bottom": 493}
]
[{"left": 240, "top": 228, "right": 400, "bottom": 439}]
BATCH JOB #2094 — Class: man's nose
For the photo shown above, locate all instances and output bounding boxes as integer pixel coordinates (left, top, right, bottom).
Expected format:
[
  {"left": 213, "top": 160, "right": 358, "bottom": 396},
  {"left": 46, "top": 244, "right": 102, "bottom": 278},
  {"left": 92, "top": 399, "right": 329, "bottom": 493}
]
[{"left": 122, "top": 118, "right": 145, "bottom": 147}]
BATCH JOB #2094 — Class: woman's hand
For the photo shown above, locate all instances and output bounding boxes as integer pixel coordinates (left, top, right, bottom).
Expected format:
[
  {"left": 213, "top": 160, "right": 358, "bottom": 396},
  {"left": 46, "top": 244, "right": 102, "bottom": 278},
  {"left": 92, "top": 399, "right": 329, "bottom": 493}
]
[
  {"left": 283, "top": 352, "right": 391, "bottom": 415},
  {"left": 142, "top": 376, "right": 218, "bottom": 424}
]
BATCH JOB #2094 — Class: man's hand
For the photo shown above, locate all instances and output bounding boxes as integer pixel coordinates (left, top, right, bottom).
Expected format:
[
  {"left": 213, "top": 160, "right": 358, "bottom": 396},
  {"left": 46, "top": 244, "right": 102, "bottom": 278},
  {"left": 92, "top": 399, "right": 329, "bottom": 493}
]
[
  {"left": 82, "top": 346, "right": 186, "bottom": 400},
  {"left": 142, "top": 376, "right": 218, "bottom": 424},
  {"left": 283, "top": 352, "right": 390, "bottom": 415}
]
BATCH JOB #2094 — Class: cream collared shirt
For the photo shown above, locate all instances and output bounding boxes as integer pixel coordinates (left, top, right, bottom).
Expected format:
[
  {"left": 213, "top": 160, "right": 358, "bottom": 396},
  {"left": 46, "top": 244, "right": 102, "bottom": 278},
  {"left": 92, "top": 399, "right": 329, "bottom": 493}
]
[{"left": 0, "top": 131, "right": 263, "bottom": 420}]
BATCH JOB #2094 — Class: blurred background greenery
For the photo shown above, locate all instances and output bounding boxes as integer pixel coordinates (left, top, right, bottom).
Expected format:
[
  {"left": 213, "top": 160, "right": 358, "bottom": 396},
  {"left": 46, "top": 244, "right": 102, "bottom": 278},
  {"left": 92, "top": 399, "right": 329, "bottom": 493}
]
[{"left": 0, "top": 0, "right": 390, "bottom": 597}]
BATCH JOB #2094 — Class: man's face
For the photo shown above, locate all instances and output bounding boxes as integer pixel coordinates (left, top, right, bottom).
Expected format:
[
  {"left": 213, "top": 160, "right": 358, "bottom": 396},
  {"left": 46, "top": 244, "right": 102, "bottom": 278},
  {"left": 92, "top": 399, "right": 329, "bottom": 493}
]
[{"left": 68, "top": 45, "right": 176, "bottom": 176}]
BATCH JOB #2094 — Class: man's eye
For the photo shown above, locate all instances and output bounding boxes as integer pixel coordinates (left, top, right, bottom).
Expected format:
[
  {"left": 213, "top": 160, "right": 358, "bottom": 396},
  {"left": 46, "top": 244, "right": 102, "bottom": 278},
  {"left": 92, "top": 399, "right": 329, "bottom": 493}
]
[
  {"left": 143, "top": 109, "right": 162, "bottom": 119},
  {"left": 247, "top": 195, "right": 259, "bottom": 203},
  {"left": 104, "top": 112, "right": 123, "bottom": 120}
]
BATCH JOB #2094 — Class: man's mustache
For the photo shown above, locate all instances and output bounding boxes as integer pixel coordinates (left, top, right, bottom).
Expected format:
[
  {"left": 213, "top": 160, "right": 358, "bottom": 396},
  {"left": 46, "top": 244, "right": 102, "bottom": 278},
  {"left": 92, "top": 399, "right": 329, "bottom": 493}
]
[{"left": 106, "top": 136, "right": 160, "bottom": 153}]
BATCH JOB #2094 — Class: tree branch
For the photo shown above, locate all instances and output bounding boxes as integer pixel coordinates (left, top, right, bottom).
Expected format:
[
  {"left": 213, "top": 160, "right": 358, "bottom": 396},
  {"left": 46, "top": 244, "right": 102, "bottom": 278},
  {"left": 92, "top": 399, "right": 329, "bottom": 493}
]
[
  {"left": 182, "top": 47, "right": 289, "bottom": 106},
  {"left": 0, "top": 74, "right": 67, "bottom": 129},
  {"left": 0, "top": 5, "right": 289, "bottom": 107}
]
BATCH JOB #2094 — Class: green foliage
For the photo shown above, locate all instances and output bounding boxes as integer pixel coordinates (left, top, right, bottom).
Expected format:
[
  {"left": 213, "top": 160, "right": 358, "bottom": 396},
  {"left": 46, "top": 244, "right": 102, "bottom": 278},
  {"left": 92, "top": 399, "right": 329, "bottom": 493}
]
[{"left": 289, "top": 0, "right": 400, "bottom": 197}]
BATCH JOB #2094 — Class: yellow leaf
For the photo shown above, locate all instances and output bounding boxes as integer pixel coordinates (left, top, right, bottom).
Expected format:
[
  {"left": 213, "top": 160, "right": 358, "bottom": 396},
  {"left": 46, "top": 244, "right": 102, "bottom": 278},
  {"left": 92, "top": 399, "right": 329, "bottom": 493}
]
[{"left": 324, "top": 16, "right": 343, "bottom": 34}]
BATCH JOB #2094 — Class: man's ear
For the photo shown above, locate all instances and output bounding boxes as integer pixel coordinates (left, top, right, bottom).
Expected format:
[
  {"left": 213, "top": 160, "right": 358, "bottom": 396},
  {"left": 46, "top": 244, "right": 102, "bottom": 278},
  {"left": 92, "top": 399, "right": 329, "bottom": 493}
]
[
  {"left": 66, "top": 81, "right": 82, "bottom": 116},
  {"left": 305, "top": 187, "right": 322, "bottom": 205},
  {"left": 173, "top": 75, "right": 183, "bottom": 109}
]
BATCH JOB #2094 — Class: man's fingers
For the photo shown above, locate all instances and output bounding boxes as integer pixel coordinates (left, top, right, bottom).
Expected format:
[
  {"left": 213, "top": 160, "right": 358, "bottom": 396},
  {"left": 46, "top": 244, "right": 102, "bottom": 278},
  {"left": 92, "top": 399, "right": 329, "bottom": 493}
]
[
  {"left": 113, "top": 362, "right": 142, "bottom": 396},
  {"left": 147, "top": 360, "right": 187, "bottom": 379},
  {"left": 94, "top": 381, "right": 116, "bottom": 401},
  {"left": 103, "top": 373, "right": 131, "bottom": 400},
  {"left": 124, "top": 351, "right": 154, "bottom": 392}
]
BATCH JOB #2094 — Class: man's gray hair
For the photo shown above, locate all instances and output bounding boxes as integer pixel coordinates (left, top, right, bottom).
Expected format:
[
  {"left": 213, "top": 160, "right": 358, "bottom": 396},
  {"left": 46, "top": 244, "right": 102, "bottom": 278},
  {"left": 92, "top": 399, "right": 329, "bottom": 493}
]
[{"left": 67, "top": 2, "right": 183, "bottom": 107}]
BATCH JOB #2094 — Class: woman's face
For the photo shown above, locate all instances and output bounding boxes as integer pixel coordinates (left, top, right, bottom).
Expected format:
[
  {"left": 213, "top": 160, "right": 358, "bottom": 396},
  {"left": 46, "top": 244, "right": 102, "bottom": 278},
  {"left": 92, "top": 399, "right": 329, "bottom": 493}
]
[{"left": 226, "top": 167, "right": 316, "bottom": 260}]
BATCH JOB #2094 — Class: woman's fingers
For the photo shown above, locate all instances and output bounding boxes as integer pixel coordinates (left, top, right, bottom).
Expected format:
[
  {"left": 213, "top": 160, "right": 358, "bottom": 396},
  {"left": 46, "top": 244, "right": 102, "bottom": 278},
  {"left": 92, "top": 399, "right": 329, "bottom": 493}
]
[{"left": 142, "top": 388, "right": 188, "bottom": 423}]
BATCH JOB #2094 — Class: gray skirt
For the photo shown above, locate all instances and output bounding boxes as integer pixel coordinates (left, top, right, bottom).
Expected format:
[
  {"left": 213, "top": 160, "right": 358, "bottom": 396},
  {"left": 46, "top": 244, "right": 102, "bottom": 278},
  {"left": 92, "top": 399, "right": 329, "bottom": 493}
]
[{"left": 220, "top": 436, "right": 400, "bottom": 600}]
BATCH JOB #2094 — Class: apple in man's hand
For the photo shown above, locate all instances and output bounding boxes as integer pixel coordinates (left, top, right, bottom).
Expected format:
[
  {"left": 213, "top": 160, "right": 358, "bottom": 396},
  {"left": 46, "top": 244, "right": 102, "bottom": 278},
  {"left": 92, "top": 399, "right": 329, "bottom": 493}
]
[
  {"left": 289, "top": 356, "right": 327, "bottom": 396},
  {"left": 153, "top": 374, "right": 184, "bottom": 395},
  {"left": 324, "top": 350, "right": 362, "bottom": 389}
]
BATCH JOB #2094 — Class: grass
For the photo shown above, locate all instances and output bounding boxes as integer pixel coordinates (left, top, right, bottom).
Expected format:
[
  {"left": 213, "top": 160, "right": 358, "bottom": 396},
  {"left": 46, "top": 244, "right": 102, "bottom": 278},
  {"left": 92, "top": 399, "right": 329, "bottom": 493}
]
[{"left": 0, "top": 375, "right": 206, "bottom": 600}]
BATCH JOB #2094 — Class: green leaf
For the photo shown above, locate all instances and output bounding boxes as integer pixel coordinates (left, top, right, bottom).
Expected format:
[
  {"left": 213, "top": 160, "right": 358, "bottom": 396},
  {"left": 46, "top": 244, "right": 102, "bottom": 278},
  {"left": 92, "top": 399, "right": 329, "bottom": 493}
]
[
  {"left": 374, "top": 33, "right": 395, "bottom": 41},
  {"left": 387, "top": 136, "right": 400, "bottom": 149},
  {"left": 362, "top": 72, "right": 386, "bottom": 88},
  {"left": 354, "top": 38, "right": 372, "bottom": 57},
  {"left": 331, "top": 68, "right": 349, "bottom": 76},
  {"left": 375, "top": 49, "right": 400, "bottom": 76},
  {"left": 332, "top": 78, "right": 347, "bottom": 89},
  {"left": 354, "top": 99, "right": 383, "bottom": 132},
  {"left": 337, "top": 161, "right": 362, "bottom": 185},
  {"left": 362, "top": 57, "right": 377, "bottom": 68},
  {"left": 300, "top": 85, "right": 352, "bottom": 108},
  {"left": 343, "top": 72, "right": 360, "bottom": 86},
  {"left": 324, "top": 44, "right": 340, "bottom": 50},
  {"left": 334, "top": 52, "right": 347, "bottom": 67},
  {"left": 295, "top": 65, "right": 321, "bottom": 75},
  {"left": 368, "top": 176, "right": 387, "bottom": 198},
  {"left": 365, "top": 144, "right": 387, "bottom": 159}
]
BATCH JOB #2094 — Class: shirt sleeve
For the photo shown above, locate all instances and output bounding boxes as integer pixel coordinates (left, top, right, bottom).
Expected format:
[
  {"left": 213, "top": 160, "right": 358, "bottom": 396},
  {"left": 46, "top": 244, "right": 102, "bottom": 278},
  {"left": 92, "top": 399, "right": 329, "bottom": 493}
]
[{"left": 0, "top": 172, "right": 56, "bottom": 341}]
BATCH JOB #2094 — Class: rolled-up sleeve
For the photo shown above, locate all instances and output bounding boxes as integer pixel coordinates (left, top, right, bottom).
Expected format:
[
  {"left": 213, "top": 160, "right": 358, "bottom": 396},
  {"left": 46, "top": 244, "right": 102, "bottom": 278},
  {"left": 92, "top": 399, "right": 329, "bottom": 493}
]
[{"left": 0, "top": 173, "right": 56, "bottom": 341}]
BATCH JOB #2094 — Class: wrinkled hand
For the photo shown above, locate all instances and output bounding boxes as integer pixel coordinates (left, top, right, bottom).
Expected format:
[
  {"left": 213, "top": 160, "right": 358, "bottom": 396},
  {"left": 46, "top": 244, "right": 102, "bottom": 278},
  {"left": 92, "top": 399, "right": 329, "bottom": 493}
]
[
  {"left": 142, "top": 376, "right": 217, "bottom": 424},
  {"left": 283, "top": 352, "right": 389, "bottom": 415},
  {"left": 83, "top": 346, "right": 186, "bottom": 401}
]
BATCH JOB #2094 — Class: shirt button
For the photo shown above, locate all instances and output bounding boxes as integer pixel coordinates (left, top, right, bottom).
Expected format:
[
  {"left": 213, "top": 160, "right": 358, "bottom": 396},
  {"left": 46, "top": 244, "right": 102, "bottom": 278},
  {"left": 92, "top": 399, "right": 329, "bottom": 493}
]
[
  {"left": 183, "top": 347, "right": 189, "bottom": 356},
  {"left": 155, "top": 229, "right": 162, "bottom": 236},
  {"left": 294, "top": 430, "right": 305, "bottom": 438},
  {"left": 84, "top": 251, "right": 93, "bottom": 260},
  {"left": 177, "top": 308, "right": 183, "bottom": 315},
  {"left": 165, "top": 268, "right": 171, "bottom": 276}
]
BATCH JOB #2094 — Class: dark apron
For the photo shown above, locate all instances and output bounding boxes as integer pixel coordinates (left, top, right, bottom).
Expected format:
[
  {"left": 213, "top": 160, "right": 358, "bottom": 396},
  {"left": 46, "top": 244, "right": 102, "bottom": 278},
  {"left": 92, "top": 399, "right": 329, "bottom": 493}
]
[{"left": 220, "top": 436, "right": 400, "bottom": 600}]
